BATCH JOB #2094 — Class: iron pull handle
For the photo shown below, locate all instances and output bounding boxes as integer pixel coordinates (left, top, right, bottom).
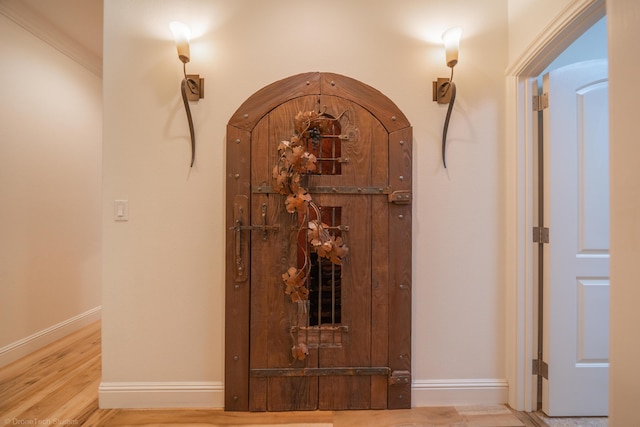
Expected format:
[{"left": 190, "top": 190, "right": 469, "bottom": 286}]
[
  {"left": 231, "top": 195, "right": 249, "bottom": 282},
  {"left": 230, "top": 199, "right": 280, "bottom": 281}
]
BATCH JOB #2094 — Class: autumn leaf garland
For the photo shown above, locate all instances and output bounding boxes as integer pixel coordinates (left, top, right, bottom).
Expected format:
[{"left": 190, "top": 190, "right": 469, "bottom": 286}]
[{"left": 272, "top": 111, "right": 349, "bottom": 306}]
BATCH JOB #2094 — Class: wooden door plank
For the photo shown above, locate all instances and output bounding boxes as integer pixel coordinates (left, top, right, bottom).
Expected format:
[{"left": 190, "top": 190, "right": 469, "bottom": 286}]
[
  {"left": 309, "top": 96, "right": 375, "bottom": 410},
  {"left": 259, "top": 98, "right": 320, "bottom": 411},
  {"left": 248, "top": 117, "right": 270, "bottom": 411},
  {"left": 225, "top": 125, "right": 252, "bottom": 411},
  {"left": 370, "top": 121, "right": 390, "bottom": 410},
  {"left": 267, "top": 97, "right": 320, "bottom": 411},
  {"left": 315, "top": 194, "right": 372, "bottom": 410},
  {"left": 249, "top": 192, "right": 274, "bottom": 411},
  {"left": 387, "top": 128, "right": 412, "bottom": 409}
]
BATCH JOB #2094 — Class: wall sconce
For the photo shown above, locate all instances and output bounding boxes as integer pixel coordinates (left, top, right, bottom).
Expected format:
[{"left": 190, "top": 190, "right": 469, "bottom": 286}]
[
  {"left": 433, "top": 27, "right": 461, "bottom": 168},
  {"left": 169, "top": 21, "right": 204, "bottom": 167}
]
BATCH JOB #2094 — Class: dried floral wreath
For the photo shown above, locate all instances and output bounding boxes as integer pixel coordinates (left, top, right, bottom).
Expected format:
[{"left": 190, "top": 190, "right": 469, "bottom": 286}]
[{"left": 271, "top": 111, "right": 350, "bottom": 361}]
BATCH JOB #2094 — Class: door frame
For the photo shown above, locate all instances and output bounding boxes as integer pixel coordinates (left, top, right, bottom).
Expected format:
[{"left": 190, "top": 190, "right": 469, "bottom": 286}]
[
  {"left": 504, "top": 0, "right": 606, "bottom": 412},
  {"left": 224, "top": 72, "right": 412, "bottom": 411}
]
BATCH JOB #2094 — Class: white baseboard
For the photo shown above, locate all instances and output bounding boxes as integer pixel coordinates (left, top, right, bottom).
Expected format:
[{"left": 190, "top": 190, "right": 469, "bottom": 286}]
[
  {"left": 99, "top": 381, "right": 224, "bottom": 409},
  {"left": 0, "top": 306, "right": 102, "bottom": 368},
  {"left": 98, "top": 378, "right": 506, "bottom": 409},
  {"left": 412, "top": 379, "right": 509, "bottom": 407}
]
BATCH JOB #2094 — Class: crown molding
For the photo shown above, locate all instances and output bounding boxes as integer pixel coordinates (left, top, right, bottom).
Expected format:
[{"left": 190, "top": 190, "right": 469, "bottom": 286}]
[{"left": 0, "top": 1, "right": 102, "bottom": 77}]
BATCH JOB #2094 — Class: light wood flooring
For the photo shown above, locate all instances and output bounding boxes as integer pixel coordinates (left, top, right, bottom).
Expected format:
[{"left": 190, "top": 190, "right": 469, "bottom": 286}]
[{"left": 1, "top": 321, "right": 549, "bottom": 426}]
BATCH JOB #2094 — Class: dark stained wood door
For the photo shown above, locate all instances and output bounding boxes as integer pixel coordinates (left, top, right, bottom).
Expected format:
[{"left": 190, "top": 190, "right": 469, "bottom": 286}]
[{"left": 225, "top": 73, "right": 412, "bottom": 412}]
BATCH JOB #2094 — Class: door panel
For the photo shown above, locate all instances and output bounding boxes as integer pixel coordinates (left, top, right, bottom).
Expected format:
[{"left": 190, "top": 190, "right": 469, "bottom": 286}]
[
  {"left": 316, "top": 193, "right": 372, "bottom": 410},
  {"left": 250, "top": 97, "right": 319, "bottom": 411},
  {"left": 250, "top": 96, "right": 381, "bottom": 411},
  {"left": 225, "top": 72, "right": 412, "bottom": 411},
  {"left": 542, "top": 60, "right": 609, "bottom": 416}
]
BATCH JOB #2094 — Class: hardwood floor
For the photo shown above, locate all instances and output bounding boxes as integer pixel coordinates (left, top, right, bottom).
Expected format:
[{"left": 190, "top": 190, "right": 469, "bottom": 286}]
[{"left": 0, "top": 321, "right": 544, "bottom": 426}]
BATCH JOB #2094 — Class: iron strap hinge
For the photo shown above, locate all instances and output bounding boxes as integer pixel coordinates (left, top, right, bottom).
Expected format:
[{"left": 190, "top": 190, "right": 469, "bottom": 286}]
[
  {"left": 253, "top": 185, "right": 412, "bottom": 204},
  {"left": 533, "top": 93, "right": 549, "bottom": 111},
  {"left": 254, "top": 185, "right": 391, "bottom": 195},
  {"left": 251, "top": 367, "right": 391, "bottom": 378},
  {"left": 250, "top": 367, "right": 411, "bottom": 385},
  {"left": 533, "top": 227, "right": 550, "bottom": 244},
  {"left": 532, "top": 359, "right": 549, "bottom": 379},
  {"left": 232, "top": 224, "right": 279, "bottom": 232}
]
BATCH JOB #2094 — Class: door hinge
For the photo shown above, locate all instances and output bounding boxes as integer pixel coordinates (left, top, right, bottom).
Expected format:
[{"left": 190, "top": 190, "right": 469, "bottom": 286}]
[
  {"left": 388, "top": 190, "right": 412, "bottom": 204},
  {"left": 533, "top": 226, "right": 549, "bottom": 244},
  {"left": 533, "top": 93, "right": 549, "bottom": 111},
  {"left": 532, "top": 359, "right": 549, "bottom": 379},
  {"left": 388, "top": 370, "right": 411, "bottom": 385}
]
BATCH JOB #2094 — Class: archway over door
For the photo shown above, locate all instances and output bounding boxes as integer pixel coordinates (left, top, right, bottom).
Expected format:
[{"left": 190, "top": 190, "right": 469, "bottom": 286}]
[{"left": 225, "top": 72, "right": 412, "bottom": 411}]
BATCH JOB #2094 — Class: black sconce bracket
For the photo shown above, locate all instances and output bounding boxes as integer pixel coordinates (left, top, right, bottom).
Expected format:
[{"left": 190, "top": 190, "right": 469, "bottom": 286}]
[
  {"left": 433, "top": 77, "right": 453, "bottom": 104},
  {"left": 180, "top": 73, "right": 205, "bottom": 167},
  {"left": 185, "top": 74, "right": 205, "bottom": 101}
]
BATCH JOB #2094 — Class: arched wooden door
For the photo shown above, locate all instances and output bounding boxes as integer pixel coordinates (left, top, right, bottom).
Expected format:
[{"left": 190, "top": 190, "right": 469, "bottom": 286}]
[{"left": 225, "top": 72, "right": 411, "bottom": 411}]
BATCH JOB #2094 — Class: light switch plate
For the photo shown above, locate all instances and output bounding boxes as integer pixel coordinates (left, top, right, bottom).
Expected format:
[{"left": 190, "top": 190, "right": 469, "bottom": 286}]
[{"left": 114, "top": 200, "right": 129, "bottom": 221}]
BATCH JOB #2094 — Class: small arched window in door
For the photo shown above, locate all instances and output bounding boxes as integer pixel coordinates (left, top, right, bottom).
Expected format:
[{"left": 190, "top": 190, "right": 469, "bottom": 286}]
[{"left": 300, "top": 113, "right": 343, "bottom": 175}]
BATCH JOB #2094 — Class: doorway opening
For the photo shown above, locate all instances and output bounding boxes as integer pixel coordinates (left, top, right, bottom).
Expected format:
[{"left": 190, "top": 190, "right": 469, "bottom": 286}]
[
  {"left": 533, "top": 17, "right": 608, "bottom": 417},
  {"left": 505, "top": 0, "right": 607, "bottom": 416}
]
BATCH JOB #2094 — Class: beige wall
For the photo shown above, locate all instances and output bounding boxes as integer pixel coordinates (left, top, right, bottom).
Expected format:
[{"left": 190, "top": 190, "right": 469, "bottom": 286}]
[
  {"left": 507, "top": 0, "right": 573, "bottom": 65},
  {"left": 607, "top": 0, "right": 640, "bottom": 424},
  {"left": 101, "top": 0, "right": 508, "bottom": 407},
  {"left": 3, "top": 0, "right": 637, "bottom": 416},
  {"left": 0, "top": 14, "right": 102, "bottom": 364}
]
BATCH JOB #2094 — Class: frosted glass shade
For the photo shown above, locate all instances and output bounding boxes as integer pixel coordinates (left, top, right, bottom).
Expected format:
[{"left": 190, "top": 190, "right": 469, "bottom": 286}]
[
  {"left": 442, "top": 27, "right": 462, "bottom": 68},
  {"left": 169, "top": 21, "right": 191, "bottom": 63}
]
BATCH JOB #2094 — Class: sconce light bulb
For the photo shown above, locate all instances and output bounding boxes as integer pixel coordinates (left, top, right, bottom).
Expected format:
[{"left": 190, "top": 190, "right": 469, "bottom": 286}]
[
  {"left": 169, "top": 21, "right": 191, "bottom": 63},
  {"left": 442, "top": 27, "right": 462, "bottom": 68}
]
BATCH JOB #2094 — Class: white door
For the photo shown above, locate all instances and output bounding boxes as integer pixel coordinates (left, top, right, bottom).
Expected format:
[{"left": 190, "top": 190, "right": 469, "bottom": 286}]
[{"left": 542, "top": 59, "right": 609, "bottom": 416}]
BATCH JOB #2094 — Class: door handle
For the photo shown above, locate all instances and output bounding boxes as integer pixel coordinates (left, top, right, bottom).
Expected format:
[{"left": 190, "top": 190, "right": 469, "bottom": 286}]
[
  {"left": 231, "top": 195, "right": 249, "bottom": 282},
  {"left": 230, "top": 198, "right": 281, "bottom": 281}
]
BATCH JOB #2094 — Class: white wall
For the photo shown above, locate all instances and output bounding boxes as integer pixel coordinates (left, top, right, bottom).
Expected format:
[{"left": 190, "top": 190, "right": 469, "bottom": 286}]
[
  {"left": 607, "top": 0, "right": 640, "bottom": 424},
  {"left": 0, "top": 14, "right": 102, "bottom": 365},
  {"left": 100, "top": 0, "right": 509, "bottom": 408}
]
